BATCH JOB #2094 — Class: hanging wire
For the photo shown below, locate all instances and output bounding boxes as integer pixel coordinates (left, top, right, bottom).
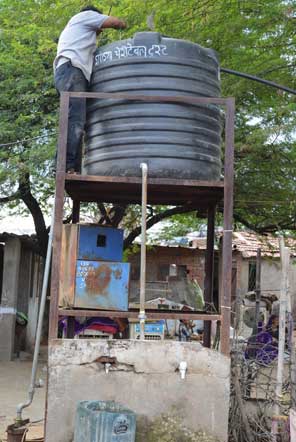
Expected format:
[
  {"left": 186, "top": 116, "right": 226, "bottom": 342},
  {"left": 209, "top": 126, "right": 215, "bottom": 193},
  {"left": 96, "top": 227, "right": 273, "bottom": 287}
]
[{"left": 0, "top": 132, "right": 57, "bottom": 149}]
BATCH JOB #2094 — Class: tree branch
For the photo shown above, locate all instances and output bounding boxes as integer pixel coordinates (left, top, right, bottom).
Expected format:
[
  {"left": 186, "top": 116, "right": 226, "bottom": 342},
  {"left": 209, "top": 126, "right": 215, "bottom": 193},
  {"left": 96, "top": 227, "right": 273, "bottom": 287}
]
[
  {"left": 18, "top": 173, "right": 48, "bottom": 256},
  {"left": 98, "top": 203, "right": 128, "bottom": 227},
  {"left": 0, "top": 192, "right": 20, "bottom": 203},
  {"left": 123, "top": 205, "right": 197, "bottom": 249},
  {"left": 233, "top": 212, "right": 295, "bottom": 234}
]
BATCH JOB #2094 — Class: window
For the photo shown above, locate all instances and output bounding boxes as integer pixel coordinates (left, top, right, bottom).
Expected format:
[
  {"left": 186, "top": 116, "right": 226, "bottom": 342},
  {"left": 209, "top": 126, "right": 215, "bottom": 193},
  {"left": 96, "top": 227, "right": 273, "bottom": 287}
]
[
  {"left": 248, "top": 261, "right": 257, "bottom": 291},
  {"left": 131, "top": 265, "right": 140, "bottom": 281},
  {"left": 158, "top": 264, "right": 187, "bottom": 281},
  {"left": 157, "top": 264, "right": 170, "bottom": 281},
  {"left": 97, "top": 234, "right": 106, "bottom": 247}
]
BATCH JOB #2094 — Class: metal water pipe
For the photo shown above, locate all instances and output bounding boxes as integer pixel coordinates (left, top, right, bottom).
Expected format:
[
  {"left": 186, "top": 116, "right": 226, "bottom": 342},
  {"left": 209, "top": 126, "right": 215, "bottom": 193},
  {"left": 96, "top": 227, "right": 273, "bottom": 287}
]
[
  {"left": 221, "top": 67, "right": 296, "bottom": 95},
  {"left": 16, "top": 204, "right": 55, "bottom": 423}
]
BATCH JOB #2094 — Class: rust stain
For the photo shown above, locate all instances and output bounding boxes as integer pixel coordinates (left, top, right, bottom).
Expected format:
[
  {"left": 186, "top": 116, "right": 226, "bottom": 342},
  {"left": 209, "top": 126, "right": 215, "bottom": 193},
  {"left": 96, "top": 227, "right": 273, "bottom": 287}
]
[
  {"left": 81, "top": 254, "right": 104, "bottom": 260},
  {"left": 113, "top": 268, "right": 123, "bottom": 279},
  {"left": 85, "top": 264, "right": 112, "bottom": 295}
]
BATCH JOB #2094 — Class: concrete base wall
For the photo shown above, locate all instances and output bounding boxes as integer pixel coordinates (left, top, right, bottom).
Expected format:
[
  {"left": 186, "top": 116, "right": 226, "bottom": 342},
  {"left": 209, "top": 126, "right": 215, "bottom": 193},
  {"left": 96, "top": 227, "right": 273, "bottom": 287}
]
[{"left": 46, "top": 340, "right": 230, "bottom": 442}]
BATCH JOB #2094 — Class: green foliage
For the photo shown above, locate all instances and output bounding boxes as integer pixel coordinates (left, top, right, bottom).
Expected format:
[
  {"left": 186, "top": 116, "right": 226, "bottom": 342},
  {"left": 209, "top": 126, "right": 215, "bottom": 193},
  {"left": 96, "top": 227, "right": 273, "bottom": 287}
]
[
  {"left": 155, "top": 212, "right": 203, "bottom": 239},
  {"left": 137, "top": 413, "right": 219, "bottom": 442},
  {"left": 0, "top": 0, "right": 295, "bottom": 241}
]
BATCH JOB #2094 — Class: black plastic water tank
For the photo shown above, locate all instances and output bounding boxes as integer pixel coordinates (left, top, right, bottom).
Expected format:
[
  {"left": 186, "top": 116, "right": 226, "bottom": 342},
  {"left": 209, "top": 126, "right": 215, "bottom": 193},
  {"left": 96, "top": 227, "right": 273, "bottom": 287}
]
[{"left": 85, "top": 32, "right": 221, "bottom": 180}]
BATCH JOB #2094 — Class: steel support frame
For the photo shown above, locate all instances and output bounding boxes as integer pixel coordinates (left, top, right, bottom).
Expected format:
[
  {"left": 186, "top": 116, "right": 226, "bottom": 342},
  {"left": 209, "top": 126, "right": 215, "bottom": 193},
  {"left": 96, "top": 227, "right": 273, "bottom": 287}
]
[
  {"left": 203, "top": 205, "right": 216, "bottom": 348},
  {"left": 48, "top": 92, "right": 235, "bottom": 356}
]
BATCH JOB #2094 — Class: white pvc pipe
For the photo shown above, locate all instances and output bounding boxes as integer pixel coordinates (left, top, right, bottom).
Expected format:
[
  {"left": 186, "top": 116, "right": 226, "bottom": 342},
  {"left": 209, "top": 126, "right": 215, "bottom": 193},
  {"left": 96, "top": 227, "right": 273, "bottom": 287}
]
[
  {"left": 139, "top": 163, "right": 148, "bottom": 340},
  {"left": 16, "top": 204, "right": 55, "bottom": 422}
]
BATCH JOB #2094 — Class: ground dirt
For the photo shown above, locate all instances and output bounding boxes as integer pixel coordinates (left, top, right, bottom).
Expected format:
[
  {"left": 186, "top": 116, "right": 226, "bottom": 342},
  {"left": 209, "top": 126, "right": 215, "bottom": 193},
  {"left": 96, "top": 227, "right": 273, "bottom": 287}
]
[{"left": 0, "top": 357, "right": 46, "bottom": 441}]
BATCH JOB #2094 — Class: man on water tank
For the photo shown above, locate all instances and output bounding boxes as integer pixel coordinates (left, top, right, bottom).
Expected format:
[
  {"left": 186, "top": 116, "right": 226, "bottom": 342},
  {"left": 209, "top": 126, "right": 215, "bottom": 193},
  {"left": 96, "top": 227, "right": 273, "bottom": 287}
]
[{"left": 54, "top": 5, "right": 126, "bottom": 173}]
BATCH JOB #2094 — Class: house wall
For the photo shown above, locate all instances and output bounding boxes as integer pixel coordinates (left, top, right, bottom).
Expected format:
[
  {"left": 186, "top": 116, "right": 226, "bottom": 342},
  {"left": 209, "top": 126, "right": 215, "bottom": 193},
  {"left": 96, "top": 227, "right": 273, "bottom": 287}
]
[
  {"left": 234, "top": 254, "right": 296, "bottom": 337},
  {"left": 289, "top": 259, "right": 296, "bottom": 315},
  {"left": 0, "top": 238, "right": 21, "bottom": 361},
  {"left": 128, "top": 246, "right": 205, "bottom": 285},
  {"left": 0, "top": 237, "right": 45, "bottom": 359},
  {"left": 236, "top": 255, "right": 296, "bottom": 299},
  {"left": 46, "top": 339, "right": 230, "bottom": 442},
  {"left": 234, "top": 253, "right": 248, "bottom": 296},
  {"left": 27, "top": 254, "right": 44, "bottom": 352}
]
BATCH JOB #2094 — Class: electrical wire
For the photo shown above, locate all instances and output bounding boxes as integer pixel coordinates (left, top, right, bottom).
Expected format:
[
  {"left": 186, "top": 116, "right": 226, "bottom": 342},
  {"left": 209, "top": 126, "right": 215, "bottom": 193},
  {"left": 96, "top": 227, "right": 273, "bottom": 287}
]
[{"left": 0, "top": 132, "right": 57, "bottom": 148}]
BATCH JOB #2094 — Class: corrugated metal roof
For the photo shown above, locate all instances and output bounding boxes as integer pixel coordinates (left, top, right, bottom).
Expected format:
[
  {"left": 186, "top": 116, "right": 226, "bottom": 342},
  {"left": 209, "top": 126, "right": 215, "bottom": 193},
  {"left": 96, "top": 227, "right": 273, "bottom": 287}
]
[
  {"left": 0, "top": 216, "right": 36, "bottom": 236},
  {"left": 232, "top": 231, "right": 296, "bottom": 258}
]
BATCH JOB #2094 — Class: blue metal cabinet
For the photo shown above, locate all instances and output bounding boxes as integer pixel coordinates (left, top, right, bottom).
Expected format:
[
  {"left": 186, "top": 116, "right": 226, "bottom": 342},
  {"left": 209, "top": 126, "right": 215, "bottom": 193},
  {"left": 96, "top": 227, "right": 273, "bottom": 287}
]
[
  {"left": 74, "top": 260, "right": 129, "bottom": 310},
  {"left": 78, "top": 225, "right": 124, "bottom": 262}
]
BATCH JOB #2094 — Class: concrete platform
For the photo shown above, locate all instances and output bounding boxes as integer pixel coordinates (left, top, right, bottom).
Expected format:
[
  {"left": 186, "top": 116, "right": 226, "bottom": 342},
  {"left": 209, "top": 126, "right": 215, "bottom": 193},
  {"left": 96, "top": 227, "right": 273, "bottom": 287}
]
[{"left": 46, "top": 339, "right": 230, "bottom": 442}]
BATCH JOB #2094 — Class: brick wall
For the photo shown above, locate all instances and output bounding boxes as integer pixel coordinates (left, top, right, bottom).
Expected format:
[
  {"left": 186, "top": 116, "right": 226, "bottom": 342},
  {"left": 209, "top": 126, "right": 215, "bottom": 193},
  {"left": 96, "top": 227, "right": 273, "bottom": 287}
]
[{"left": 128, "top": 246, "right": 205, "bottom": 288}]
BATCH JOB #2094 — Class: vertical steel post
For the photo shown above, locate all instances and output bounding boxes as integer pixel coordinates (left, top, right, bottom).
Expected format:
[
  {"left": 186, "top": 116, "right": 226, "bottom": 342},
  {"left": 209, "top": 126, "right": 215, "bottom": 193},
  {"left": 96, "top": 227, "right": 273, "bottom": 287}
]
[
  {"left": 139, "top": 163, "right": 148, "bottom": 340},
  {"left": 203, "top": 205, "right": 216, "bottom": 348},
  {"left": 49, "top": 92, "right": 70, "bottom": 340},
  {"left": 220, "top": 98, "right": 235, "bottom": 356}
]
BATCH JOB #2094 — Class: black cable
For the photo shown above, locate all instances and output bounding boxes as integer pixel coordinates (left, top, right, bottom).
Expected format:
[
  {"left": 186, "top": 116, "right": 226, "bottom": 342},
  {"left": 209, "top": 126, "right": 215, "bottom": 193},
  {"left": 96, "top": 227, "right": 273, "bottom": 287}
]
[{"left": 221, "top": 67, "right": 296, "bottom": 95}]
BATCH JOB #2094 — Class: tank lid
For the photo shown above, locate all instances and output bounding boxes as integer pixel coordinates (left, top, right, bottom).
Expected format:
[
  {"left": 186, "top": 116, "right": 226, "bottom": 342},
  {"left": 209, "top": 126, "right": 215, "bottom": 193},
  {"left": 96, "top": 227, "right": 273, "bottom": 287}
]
[{"left": 134, "top": 31, "right": 162, "bottom": 45}]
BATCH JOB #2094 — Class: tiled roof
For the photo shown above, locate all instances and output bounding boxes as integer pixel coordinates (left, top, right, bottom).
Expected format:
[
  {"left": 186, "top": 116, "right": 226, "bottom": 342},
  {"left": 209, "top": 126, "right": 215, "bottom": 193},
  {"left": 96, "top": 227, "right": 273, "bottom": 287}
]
[{"left": 232, "top": 231, "right": 296, "bottom": 258}]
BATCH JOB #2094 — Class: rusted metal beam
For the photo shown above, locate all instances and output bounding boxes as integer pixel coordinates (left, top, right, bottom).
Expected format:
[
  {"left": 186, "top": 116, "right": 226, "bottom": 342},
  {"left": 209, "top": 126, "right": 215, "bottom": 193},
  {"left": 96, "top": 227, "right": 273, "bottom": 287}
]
[
  {"left": 65, "top": 174, "right": 224, "bottom": 187},
  {"left": 59, "top": 309, "right": 222, "bottom": 321},
  {"left": 48, "top": 93, "right": 235, "bottom": 355},
  {"left": 66, "top": 317, "right": 75, "bottom": 338},
  {"left": 72, "top": 200, "right": 80, "bottom": 224},
  {"left": 49, "top": 92, "right": 69, "bottom": 340},
  {"left": 203, "top": 205, "right": 216, "bottom": 348},
  {"left": 64, "top": 175, "right": 224, "bottom": 206},
  {"left": 220, "top": 98, "right": 235, "bottom": 356}
]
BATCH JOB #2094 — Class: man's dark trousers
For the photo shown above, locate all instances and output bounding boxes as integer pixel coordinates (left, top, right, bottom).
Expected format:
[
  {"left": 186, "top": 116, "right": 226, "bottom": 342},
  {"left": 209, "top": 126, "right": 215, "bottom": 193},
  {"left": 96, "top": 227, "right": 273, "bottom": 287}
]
[{"left": 54, "top": 61, "right": 88, "bottom": 171}]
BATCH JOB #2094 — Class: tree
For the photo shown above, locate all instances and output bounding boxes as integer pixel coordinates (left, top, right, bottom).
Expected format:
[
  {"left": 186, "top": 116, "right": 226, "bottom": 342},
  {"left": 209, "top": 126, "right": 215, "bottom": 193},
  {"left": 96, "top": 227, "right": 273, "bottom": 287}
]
[{"left": 0, "top": 0, "right": 295, "bottom": 255}]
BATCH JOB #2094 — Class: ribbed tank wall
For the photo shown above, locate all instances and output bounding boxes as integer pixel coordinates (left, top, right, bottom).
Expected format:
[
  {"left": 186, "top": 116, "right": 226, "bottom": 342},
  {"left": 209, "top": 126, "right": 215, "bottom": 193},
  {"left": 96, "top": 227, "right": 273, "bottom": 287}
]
[{"left": 85, "top": 32, "right": 222, "bottom": 180}]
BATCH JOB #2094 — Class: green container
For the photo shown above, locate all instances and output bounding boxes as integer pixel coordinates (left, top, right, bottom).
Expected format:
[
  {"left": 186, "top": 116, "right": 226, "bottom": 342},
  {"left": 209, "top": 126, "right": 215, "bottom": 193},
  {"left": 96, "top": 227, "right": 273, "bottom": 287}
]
[{"left": 74, "top": 401, "right": 136, "bottom": 442}]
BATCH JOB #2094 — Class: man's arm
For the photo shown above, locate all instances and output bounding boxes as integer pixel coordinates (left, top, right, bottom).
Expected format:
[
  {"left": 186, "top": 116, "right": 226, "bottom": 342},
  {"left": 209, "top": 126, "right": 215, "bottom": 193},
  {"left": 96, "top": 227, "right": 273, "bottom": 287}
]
[{"left": 101, "top": 16, "right": 126, "bottom": 30}]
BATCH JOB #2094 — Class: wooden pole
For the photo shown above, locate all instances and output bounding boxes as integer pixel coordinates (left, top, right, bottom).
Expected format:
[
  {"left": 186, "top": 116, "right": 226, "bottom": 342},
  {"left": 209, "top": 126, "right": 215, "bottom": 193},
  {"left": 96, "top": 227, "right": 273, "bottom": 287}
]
[
  {"left": 272, "top": 237, "right": 290, "bottom": 440},
  {"left": 220, "top": 98, "right": 235, "bottom": 356},
  {"left": 286, "top": 247, "right": 296, "bottom": 410},
  {"left": 290, "top": 321, "right": 296, "bottom": 411},
  {"left": 253, "top": 248, "right": 262, "bottom": 336},
  {"left": 49, "top": 92, "right": 69, "bottom": 340},
  {"left": 204, "top": 205, "right": 216, "bottom": 348}
]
